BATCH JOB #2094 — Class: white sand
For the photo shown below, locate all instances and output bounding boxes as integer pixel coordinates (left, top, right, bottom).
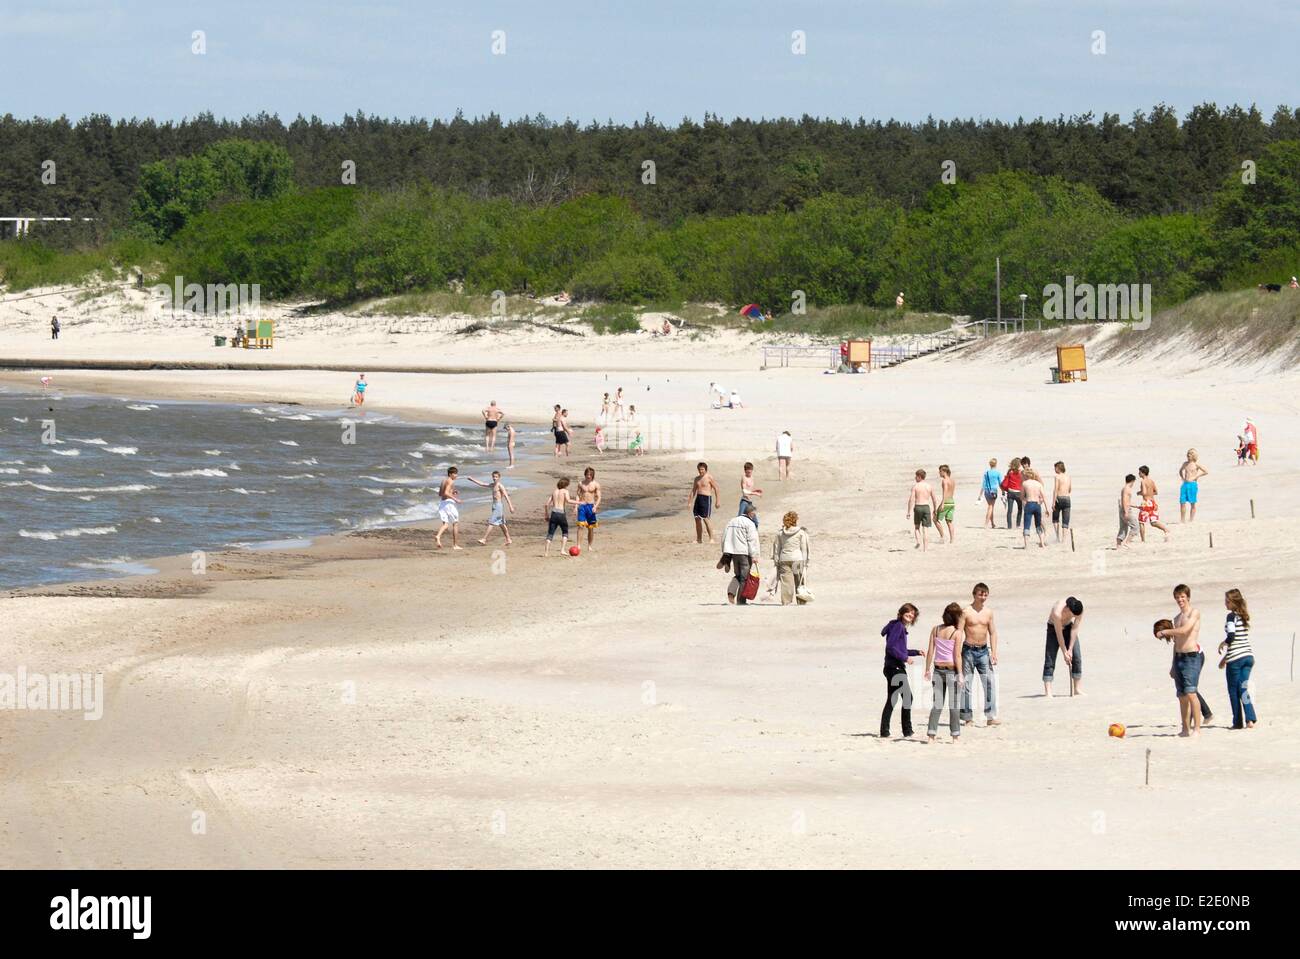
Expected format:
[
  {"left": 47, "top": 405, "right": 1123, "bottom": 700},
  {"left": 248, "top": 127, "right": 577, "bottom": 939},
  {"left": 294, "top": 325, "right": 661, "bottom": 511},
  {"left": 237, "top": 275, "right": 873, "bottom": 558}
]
[{"left": 1, "top": 303, "right": 1297, "bottom": 868}]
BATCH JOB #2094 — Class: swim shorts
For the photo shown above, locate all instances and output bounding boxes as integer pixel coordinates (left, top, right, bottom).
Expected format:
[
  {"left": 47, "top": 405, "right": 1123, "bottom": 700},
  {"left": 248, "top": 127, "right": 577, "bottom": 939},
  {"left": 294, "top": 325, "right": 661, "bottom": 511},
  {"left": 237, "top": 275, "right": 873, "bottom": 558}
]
[
  {"left": 485, "top": 419, "right": 498, "bottom": 430},
  {"left": 438, "top": 499, "right": 459, "bottom": 524},
  {"left": 546, "top": 509, "right": 569, "bottom": 540},
  {"left": 693, "top": 494, "right": 713, "bottom": 519},
  {"left": 554, "top": 431, "right": 569, "bottom": 446},
  {"left": 1173, "top": 650, "right": 1204, "bottom": 696},
  {"left": 1179, "top": 481, "right": 1198, "bottom": 505},
  {"left": 577, "top": 503, "right": 598, "bottom": 527},
  {"left": 1052, "top": 494, "right": 1071, "bottom": 527},
  {"left": 489, "top": 500, "right": 505, "bottom": 526},
  {"left": 1023, "top": 500, "right": 1044, "bottom": 531},
  {"left": 1139, "top": 498, "right": 1159, "bottom": 524},
  {"left": 913, "top": 504, "right": 932, "bottom": 528},
  {"left": 937, "top": 500, "right": 955, "bottom": 523}
]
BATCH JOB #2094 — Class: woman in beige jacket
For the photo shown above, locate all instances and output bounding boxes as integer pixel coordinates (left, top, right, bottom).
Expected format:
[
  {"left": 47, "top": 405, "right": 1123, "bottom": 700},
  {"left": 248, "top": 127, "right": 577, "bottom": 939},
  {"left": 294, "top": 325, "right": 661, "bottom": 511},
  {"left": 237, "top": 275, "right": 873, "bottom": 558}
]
[{"left": 771, "top": 511, "right": 810, "bottom": 605}]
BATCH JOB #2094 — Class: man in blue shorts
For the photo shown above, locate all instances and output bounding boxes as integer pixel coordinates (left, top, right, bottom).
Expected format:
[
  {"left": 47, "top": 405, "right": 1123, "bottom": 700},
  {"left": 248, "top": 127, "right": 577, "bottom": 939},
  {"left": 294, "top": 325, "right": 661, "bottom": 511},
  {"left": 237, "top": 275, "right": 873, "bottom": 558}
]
[{"left": 577, "top": 467, "right": 602, "bottom": 551}]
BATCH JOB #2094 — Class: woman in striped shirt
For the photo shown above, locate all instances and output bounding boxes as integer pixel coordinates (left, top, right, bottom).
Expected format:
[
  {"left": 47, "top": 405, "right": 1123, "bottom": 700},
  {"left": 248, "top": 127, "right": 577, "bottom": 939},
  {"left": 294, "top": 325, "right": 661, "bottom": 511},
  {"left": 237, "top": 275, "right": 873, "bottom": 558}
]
[{"left": 1217, "top": 588, "right": 1257, "bottom": 729}]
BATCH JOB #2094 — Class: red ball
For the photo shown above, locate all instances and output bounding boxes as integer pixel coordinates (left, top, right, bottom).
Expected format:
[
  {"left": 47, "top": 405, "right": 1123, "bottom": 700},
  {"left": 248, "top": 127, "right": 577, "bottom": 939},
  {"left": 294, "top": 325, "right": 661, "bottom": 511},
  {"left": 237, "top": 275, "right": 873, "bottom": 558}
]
[
  {"left": 1108, "top": 723, "right": 1126, "bottom": 738},
  {"left": 569, "top": 546, "right": 580, "bottom": 556}
]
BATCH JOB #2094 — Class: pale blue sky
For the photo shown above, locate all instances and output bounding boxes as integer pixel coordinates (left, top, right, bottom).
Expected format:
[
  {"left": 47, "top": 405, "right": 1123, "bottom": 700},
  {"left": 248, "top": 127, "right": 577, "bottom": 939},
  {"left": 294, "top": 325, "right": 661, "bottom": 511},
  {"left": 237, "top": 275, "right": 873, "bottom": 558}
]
[{"left": 3, "top": 0, "right": 1294, "bottom": 123}]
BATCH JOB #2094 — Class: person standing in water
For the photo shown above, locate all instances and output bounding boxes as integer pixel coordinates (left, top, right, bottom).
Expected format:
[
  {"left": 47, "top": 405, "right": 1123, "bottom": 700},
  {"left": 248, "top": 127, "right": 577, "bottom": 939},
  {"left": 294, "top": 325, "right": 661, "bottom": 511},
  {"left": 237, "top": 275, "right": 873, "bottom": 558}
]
[
  {"left": 577, "top": 467, "right": 602, "bottom": 551},
  {"left": 482, "top": 400, "right": 504, "bottom": 451},
  {"left": 506, "top": 424, "right": 517, "bottom": 469},
  {"left": 1050, "top": 461, "right": 1071, "bottom": 543},
  {"left": 1178, "top": 449, "right": 1208, "bottom": 523},
  {"left": 552, "top": 406, "right": 571, "bottom": 458},
  {"left": 351, "top": 374, "right": 367, "bottom": 407},
  {"left": 688, "top": 462, "right": 721, "bottom": 544},
  {"left": 468, "top": 470, "right": 515, "bottom": 546},
  {"left": 435, "top": 466, "right": 464, "bottom": 550}
]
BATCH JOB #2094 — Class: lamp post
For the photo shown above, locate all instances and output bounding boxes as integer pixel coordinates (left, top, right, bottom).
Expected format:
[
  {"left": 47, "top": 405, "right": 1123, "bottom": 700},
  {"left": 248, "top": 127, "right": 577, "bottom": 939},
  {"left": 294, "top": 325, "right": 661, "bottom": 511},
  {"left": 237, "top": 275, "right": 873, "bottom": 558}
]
[{"left": 1019, "top": 293, "right": 1028, "bottom": 332}]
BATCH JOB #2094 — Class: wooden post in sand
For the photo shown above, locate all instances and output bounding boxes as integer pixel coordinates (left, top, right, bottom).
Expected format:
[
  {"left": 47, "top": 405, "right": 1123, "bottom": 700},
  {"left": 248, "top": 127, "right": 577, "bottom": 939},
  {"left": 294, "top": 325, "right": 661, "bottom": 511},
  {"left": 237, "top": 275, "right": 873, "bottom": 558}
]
[
  {"left": 1070, "top": 528, "right": 1076, "bottom": 552},
  {"left": 1209, "top": 531, "right": 1214, "bottom": 549},
  {"left": 1145, "top": 749, "right": 1151, "bottom": 786},
  {"left": 1250, "top": 498, "right": 1256, "bottom": 519},
  {"left": 1291, "top": 632, "right": 1295, "bottom": 682}
]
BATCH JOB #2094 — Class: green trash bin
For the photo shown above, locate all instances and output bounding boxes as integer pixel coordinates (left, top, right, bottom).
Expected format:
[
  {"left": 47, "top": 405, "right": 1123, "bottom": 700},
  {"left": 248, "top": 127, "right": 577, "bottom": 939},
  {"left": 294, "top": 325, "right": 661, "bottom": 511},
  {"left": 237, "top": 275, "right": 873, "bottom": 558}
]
[
  {"left": 214, "top": 335, "right": 227, "bottom": 347},
  {"left": 1049, "top": 366, "right": 1060, "bottom": 383}
]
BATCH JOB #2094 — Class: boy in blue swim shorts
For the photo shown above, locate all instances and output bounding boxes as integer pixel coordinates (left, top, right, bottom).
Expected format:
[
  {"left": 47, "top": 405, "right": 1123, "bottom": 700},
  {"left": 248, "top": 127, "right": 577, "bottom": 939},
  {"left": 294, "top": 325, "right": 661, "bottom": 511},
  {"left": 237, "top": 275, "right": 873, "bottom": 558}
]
[
  {"left": 577, "top": 466, "right": 602, "bottom": 551},
  {"left": 1178, "top": 449, "right": 1208, "bottom": 523}
]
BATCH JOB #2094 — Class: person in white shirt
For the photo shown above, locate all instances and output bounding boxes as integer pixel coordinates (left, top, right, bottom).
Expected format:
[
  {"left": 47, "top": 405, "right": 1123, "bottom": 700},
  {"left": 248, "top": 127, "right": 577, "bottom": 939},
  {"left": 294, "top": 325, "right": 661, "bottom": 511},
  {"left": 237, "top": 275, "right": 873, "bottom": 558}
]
[
  {"left": 776, "top": 431, "right": 794, "bottom": 479},
  {"left": 720, "top": 505, "right": 761, "bottom": 604}
]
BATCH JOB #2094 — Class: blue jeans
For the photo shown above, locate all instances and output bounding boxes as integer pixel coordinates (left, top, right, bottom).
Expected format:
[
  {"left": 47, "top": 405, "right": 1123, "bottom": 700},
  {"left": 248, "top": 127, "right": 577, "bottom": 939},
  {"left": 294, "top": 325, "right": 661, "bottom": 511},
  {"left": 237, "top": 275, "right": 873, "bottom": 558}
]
[
  {"left": 1226, "top": 655, "right": 1257, "bottom": 728},
  {"left": 961, "top": 644, "right": 997, "bottom": 720}
]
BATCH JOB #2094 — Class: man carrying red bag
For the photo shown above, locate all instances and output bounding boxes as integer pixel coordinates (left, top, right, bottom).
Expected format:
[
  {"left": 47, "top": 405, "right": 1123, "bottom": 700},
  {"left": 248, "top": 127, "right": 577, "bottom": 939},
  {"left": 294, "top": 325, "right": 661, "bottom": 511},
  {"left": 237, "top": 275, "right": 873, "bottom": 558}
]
[{"left": 720, "top": 504, "right": 762, "bottom": 605}]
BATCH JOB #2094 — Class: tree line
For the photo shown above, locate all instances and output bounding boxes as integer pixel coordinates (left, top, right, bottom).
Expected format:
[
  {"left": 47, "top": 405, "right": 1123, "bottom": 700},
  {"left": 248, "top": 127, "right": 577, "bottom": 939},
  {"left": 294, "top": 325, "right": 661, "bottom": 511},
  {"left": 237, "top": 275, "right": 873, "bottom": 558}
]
[{"left": 3, "top": 103, "right": 1299, "bottom": 225}]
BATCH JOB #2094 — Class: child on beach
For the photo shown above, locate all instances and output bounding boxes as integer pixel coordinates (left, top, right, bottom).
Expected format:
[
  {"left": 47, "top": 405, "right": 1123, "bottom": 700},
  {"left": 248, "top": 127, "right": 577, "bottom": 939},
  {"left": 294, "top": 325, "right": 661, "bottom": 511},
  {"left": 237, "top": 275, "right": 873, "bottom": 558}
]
[
  {"left": 435, "top": 466, "right": 463, "bottom": 550},
  {"left": 506, "top": 424, "right": 516, "bottom": 468},
  {"left": 351, "top": 374, "right": 367, "bottom": 407},
  {"left": 739, "top": 462, "right": 763, "bottom": 527},
  {"left": 880, "top": 603, "right": 923, "bottom": 738},
  {"left": 1154, "top": 584, "right": 1205, "bottom": 736},
  {"left": 1154, "top": 618, "right": 1214, "bottom": 726},
  {"left": 1021, "top": 468, "right": 1048, "bottom": 548},
  {"left": 1050, "top": 461, "right": 1071, "bottom": 542},
  {"left": 627, "top": 405, "right": 644, "bottom": 455},
  {"left": 935, "top": 465, "right": 956, "bottom": 543},
  {"left": 688, "top": 463, "right": 721, "bottom": 543},
  {"left": 776, "top": 431, "right": 793, "bottom": 479},
  {"left": 543, "top": 478, "right": 580, "bottom": 557},
  {"left": 907, "top": 469, "right": 940, "bottom": 550},
  {"left": 1218, "top": 588, "right": 1257, "bottom": 729},
  {"left": 468, "top": 471, "right": 515, "bottom": 546},
  {"left": 1178, "top": 449, "right": 1207, "bottom": 522},
  {"left": 594, "top": 425, "right": 606, "bottom": 454},
  {"left": 1235, "top": 435, "right": 1247, "bottom": 465},
  {"left": 924, "top": 602, "right": 965, "bottom": 741}
]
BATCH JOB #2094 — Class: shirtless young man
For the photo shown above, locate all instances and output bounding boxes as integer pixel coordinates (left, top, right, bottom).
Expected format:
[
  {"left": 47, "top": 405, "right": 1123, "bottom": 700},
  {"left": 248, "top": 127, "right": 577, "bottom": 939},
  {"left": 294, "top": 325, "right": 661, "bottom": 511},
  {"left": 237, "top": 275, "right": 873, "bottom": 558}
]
[
  {"left": 1116, "top": 473, "right": 1139, "bottom": 549},
  {"left": 1043, "top": 597, "right": 1084, "bottom": 696},
  {"left": 688, "top": 462, "right": 721, "bottom": 544},
  {"left": 739, "top": 462, "right": 763, "bottom": 525},
  {"left": 543, "top": 478, "right": 580, "bottom": 557},
  {"left": 1178, "top": 449, "right": 1208, "bottom": 523},
  {"left": 577, "top": 467, "right": 602, "bottom": 550},
  {"left": 506, "top": 424, "right": 517, "bottom": 468},
  {"left": 482, "top": 401, "right": 504, "bottom": 451},
  {"left": 1050, "top": 461, "right": 1072, "bottom": 543},
  {"left": 1156, "top": 583, "right": 1212, "bottom": 736},
  {"left": 956, "top": 582, "right": 1001, "bottom": 726},
  {"left": 435, "top": 466, "right": 464, "bottom": 550},
  {"left": 468, "top": 470, "right": 515, "bottom": 545},
  {"left": 1137, "top": 465, "right": 1171, "bottom": 542},
  {"left": 935, "top": 465, "right": 956, "bottom": 543},
  {"left": 1021, "top": 468, "right": 1048, "bottom": 549},
  {"left": 907, "top": 469, "right": 941, "bottom": 551}
]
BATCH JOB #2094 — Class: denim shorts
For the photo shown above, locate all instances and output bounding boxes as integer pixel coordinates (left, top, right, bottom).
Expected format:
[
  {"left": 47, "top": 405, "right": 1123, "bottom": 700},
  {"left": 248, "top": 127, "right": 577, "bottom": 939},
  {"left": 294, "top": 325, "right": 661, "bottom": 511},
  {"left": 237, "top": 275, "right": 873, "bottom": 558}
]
[{"left": 1173, "top": 650, "right": 1204, "bottom": 695}]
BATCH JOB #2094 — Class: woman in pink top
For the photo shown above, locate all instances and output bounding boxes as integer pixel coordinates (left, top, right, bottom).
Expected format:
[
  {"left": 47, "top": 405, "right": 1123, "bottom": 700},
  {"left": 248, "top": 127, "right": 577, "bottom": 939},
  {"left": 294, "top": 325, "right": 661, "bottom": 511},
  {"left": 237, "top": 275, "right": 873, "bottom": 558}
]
[{"left": 925, "top": 602, "right": 965, "bottom": 741}]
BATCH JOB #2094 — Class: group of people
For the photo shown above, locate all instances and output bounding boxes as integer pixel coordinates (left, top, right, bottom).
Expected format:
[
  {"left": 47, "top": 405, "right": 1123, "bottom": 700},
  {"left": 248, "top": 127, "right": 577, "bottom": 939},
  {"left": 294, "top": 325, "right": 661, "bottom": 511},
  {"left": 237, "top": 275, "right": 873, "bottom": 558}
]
[
  {"left": 432, "top": 462, "right": 602, "bottom": 556},
  {"left": 879, "top": 583, "right": 1004, "bottom": 741},
  {"left": 1154, "top": 584, "right": 1258, "bottom": 736},
  {"left": 877, "top": 581, "right": 1260, "bottom": 741}
]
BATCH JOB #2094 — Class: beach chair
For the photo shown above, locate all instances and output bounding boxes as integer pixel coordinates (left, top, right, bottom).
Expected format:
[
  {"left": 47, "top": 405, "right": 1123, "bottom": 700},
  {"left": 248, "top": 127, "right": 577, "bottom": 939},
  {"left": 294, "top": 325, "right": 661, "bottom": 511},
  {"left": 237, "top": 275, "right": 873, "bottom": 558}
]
[
  {"left": 1056, "top": 344, "right": 1087, "bottom": 382},
  {"left": 243, "top": 319, "right": 274, "bottom": 349}
]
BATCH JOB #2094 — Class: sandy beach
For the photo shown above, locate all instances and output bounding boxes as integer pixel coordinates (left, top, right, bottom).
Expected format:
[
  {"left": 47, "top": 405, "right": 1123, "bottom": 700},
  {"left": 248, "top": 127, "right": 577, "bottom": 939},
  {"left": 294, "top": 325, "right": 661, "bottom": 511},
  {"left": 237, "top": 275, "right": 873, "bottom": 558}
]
[{"left": 2, "top": 322, "right": 1298, "bottom": 868}]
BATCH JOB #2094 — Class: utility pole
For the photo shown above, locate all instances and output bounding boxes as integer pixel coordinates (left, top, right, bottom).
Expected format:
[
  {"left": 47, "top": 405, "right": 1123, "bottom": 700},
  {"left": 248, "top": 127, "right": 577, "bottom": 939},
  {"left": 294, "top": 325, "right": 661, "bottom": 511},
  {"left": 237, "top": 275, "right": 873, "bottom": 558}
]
[{"left": 996, "top": 256, "right": 1002, "bottom": 328}]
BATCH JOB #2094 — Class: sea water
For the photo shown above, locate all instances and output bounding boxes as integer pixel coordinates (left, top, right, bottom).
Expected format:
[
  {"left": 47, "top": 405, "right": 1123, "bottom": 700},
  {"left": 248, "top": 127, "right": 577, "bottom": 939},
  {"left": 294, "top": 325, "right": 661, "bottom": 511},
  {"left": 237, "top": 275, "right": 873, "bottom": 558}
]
[{"left": 0, "top": 389, "right": 538, "bottom": 589}]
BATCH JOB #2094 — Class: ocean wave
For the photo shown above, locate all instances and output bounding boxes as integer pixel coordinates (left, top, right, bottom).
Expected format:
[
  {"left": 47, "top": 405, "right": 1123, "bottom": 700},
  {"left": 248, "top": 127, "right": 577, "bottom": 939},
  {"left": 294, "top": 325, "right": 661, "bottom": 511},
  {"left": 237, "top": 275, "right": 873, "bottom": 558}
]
[
  {"left": 52, "top": 448, "right": 81, "bottom": 456},
  {"left": 73, "top": 437, "right": 108, "bottom": 445},
  {"left": 280, "top": 413, "right": 313, "bottom": 420},
  {"left": 11, "top": 417, "right": 28, "bottom": 423},
  {"left": 225, "top": 487, "right": 271, "bottom": 495},
  {"left": 0, "top": 468, "right": 17, "bottom": 474},
  {"left": 20, "top": 525, "right": 118, "bottom": 540},
  {"left": 5, "top": 481, "right": 156, "bottom": 493},
  {"left": 24, "top": 465, "right": 53, "bottom": 474},
  {"left": 418, "top": 442, "right": 466, "bottom": 456},
  {"left": 361, "top": 474, "right": 428, "bottom": 485},
  {"left": 106, "top": 446, "right": 138, "bottom": 456},
  {"left": 203, "top": 449, "right": 221, "bottom": 455},
  {"left": 277, "top": 473, "right": 317, "bottom": 479},
  {"left": 148, "top": 468, "right": 228, "bottom": 478},
  {"left": 278, "top": 440, "right": 299, "bottom": 446},
  {"left": 290, "top": 457, "right": 319, "bottom": 466},
  {"left": 126, "top": 404, "right": 157, "bottom": 411},
  {"left": 363, "top": 488, "right": 384, "bottom": 496}
]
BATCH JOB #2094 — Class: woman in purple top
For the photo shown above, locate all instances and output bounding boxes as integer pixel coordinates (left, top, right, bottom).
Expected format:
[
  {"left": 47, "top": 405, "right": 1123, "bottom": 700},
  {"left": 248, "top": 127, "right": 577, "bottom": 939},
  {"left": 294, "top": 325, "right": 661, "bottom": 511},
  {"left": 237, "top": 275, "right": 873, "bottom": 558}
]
[
  {"left": 880, "top": 603, "right": 923, "bottom": 738},
  {"left": 925, "top": 602, "right": 965, "bottom": 741}
]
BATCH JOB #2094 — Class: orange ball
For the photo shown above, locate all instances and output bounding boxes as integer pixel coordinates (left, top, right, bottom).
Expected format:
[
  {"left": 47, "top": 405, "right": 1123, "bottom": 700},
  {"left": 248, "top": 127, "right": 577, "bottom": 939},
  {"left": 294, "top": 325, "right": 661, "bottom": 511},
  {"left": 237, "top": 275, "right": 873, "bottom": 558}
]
[
  {"left": 569, "top": 546, "right": 580, "bottom": 556},
  {"left": 1108, "top": 723, "right": 1126, "bottom": 738}
]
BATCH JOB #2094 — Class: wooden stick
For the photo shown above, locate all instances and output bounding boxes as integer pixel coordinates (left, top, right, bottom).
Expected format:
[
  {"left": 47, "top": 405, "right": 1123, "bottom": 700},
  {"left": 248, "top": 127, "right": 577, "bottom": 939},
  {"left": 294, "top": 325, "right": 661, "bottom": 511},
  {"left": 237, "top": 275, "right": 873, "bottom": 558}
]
[
  {"left": 1070, "top": 528, "right": 1076, "bottom": 552},
  {"left": 1209, "top": 531, "right": 1214, "bottom": 549},
  {"left": 1291, "top": 632, "right": 1295, "bottom": 682},
  {"left": 1145, "top": 748, "right": 1151, "bottom": 786},
  {"left": 1250, "top": 498, "right": 1256, "bottom": 519}
]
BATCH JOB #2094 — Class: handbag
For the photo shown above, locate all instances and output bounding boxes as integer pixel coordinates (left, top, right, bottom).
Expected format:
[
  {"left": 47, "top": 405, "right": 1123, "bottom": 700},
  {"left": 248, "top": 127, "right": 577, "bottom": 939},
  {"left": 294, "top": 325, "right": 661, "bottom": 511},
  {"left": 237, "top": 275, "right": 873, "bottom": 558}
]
[
  {"left": 795, "top": 569, "right": 814, "bottom": 604},
  {"left": 739, "top": 568, "right": 761, "bottom": 600}
]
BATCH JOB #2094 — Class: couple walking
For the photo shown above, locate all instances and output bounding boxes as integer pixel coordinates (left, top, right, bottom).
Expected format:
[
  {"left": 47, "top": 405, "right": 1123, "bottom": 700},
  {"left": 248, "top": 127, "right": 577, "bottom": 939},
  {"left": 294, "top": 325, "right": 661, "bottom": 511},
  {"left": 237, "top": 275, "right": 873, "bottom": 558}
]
[{"left": 879, "top": 583, "right": 1001, "bottom": 741}]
